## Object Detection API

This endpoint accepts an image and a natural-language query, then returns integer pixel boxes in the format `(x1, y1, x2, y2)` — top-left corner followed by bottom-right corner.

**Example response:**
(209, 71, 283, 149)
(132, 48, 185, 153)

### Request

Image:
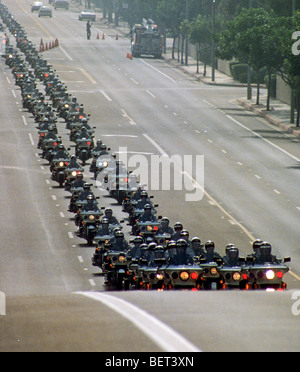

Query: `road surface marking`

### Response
(146, 90, 156, 98)
(140, 59, 177, 83)
(130, 77, 139, 85)
(78, 256, 84, 263)
(121, 109, 137, 126)
(273, 189, 281, 195)
(22, 115, 28, 126)
(75, 292, 202, 352)
(226, 114, 300, 163)
(68, 232, 74, 239)
(28, 133, 35, 146)
(100, 90, 112, 102)
(143, 134, 168, 157)
(59, 212, 65, 218)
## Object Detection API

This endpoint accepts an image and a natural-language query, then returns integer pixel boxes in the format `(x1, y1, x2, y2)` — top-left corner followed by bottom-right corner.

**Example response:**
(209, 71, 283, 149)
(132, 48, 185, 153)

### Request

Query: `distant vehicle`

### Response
(39, 6, 52, 17)
(130, 18, 163, 59)
(31, 1, 43, 12)
(79, 10, 96, 22)
(54, 0, 69, 10)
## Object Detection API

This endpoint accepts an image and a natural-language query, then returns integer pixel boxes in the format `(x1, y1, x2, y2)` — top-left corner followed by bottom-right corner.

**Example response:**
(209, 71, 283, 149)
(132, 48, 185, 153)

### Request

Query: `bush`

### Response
(231, 63, 248, 81)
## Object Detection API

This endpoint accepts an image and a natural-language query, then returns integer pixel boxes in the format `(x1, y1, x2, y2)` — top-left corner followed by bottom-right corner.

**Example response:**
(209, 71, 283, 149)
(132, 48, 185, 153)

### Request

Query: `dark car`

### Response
(54, 0, 69, 10)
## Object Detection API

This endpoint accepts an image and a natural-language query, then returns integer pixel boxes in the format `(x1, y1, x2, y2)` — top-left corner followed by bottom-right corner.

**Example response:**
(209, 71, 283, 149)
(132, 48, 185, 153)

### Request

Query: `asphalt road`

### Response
(0, 0, 299, 352)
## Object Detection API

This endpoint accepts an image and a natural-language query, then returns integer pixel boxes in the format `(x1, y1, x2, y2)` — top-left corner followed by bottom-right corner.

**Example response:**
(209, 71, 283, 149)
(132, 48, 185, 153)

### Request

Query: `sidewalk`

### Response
(163, 48, 300, 138)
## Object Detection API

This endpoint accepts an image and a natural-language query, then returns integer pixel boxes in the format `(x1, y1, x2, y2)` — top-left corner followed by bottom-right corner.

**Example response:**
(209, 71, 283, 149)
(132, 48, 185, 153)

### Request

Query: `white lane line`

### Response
(78, 256, 84, 263)
(101, 134, 138, 138)
(51, 195, 57, 201)
(22, 115, 28, 126)
(59, 45, 73, 61)
(297, 207, 300, 212)
(142, 133, 168, 157)
(12, 90, 16, 98)
(59, 212, 65, 218)
(68, 232, 74, 239)
(140, 59, 177, 83)
(121, 109, 137, 126)
(226, 114, 300, 163)
(255, 174, 261, 179)
(75, 292, 201, 352)
(28, 133, 35, 146)
(130, 77, 139, 85)
(273, 189, 281, 195)
(100, 89, 112, 102)
(146, 89, 156, 98)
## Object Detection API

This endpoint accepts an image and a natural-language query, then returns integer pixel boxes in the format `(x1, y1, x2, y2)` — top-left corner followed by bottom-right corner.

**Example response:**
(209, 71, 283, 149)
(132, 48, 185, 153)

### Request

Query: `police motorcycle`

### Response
(68, 175, 86, 212)
(73, 185, 99, 219)
(132, 244, 170, 290)
(92, 218, 115, 269)
(89, 143, 111, 179)
(64, 156, 84, 191)
(101, 231, 131, 290)
(244, 242, 290, 290)
(50, 145, 71, 187)
(41, 133, 60, 162)
(159, 240, 203, 290)
(131, 203, 159, 236)
(198, 241, 224, 290)
(75, 132, 94, 166)
(76, 194, 103, 246)
(218, 246, 248, 290)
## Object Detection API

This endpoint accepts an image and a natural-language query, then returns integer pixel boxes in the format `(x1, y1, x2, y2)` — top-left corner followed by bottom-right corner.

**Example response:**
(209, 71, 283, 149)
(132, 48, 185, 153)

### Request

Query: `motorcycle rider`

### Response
(103, 208, 120, 227)
(128, 236, 144, 259)
(157, 217, 174, 235)
(191, 237, 204, 256)
(111, 230, 130, 252)
(138, 204, 157, 223)
(95, 217, 113, 239)
(257, 242, 280, 264)
(171, 222, 184, 241)
(81, 194, 100, 212)
(170, 239, 194, 265)
(202, 241, 222, 263)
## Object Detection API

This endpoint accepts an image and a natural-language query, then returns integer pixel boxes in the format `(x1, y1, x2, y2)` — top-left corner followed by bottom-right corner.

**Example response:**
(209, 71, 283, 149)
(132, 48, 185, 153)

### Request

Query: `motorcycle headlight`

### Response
(156, 273, 164, 281)
(89, 215, 95, 221)
(210, 267, 218, 275)
(59, 161, 64, 167)
(180, 271, 189, 281)
(147, 226, 153, 232)
(72, 171, 77, 177)
(118, 255, 125, 263)
(233, 272, 241, 281)
(266, 270, 275, 280)
(103, 161, 108, 167)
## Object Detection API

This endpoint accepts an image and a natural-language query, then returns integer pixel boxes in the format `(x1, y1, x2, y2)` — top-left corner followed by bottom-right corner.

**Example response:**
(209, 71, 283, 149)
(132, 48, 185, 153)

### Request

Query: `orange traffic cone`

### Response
(102, 33, 105, 40)
(96, 32, 100, 40)
(55, 39, 59, 47)
(127, 52, 133, 60)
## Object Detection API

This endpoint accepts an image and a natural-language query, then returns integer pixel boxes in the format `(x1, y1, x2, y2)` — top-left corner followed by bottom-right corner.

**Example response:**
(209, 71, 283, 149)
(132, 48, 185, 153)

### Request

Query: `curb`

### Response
(237, 98, 300, 138)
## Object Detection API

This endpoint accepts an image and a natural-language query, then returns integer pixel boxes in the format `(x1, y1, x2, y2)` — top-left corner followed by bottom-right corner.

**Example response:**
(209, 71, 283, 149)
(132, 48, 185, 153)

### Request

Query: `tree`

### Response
(188, 15, 211, 74)
(217, 8, 283, 106)
(279, 12, 300, 126)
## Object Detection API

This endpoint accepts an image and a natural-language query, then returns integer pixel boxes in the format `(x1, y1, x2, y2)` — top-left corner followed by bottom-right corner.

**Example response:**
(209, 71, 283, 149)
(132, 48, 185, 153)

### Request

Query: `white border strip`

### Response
(75, 292, 202, 352)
